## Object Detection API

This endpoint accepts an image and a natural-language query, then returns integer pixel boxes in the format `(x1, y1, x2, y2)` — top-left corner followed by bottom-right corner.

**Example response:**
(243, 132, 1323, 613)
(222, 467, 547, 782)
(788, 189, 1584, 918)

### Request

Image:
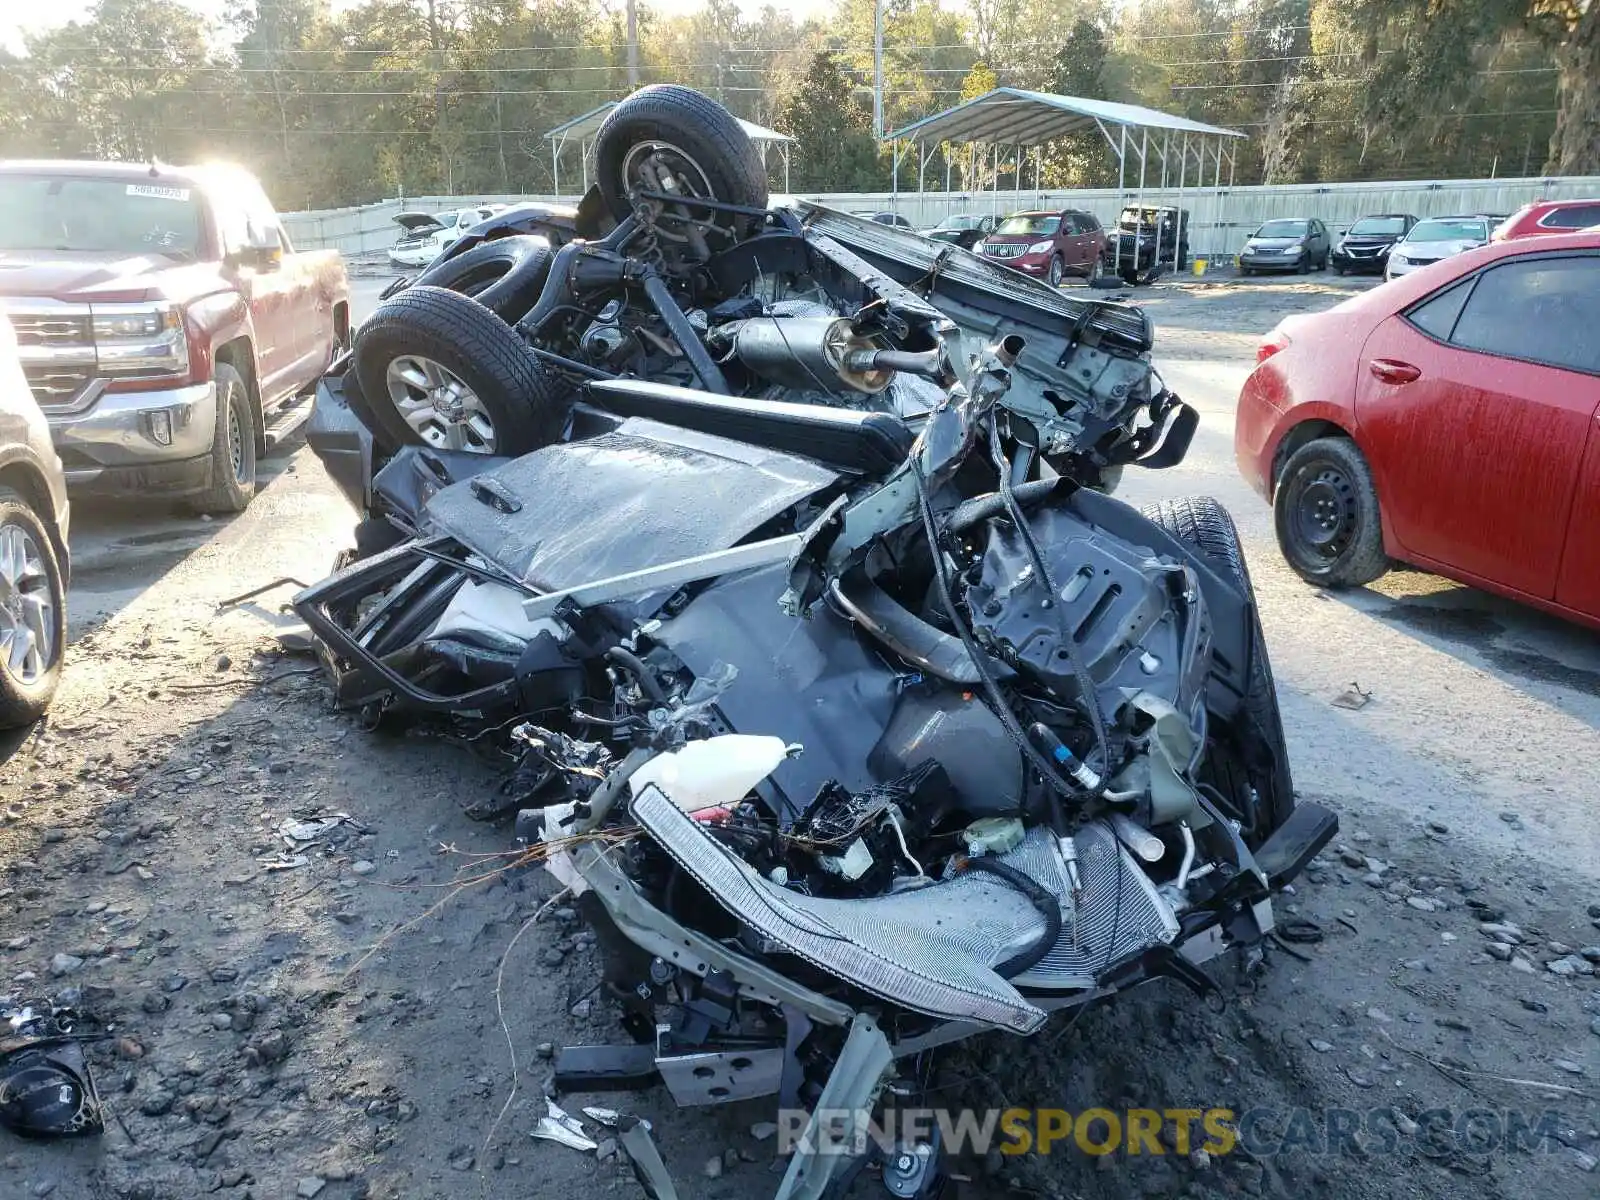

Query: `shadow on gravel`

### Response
(65, 445, 306, 642)
(1326, 574, 1600, 709)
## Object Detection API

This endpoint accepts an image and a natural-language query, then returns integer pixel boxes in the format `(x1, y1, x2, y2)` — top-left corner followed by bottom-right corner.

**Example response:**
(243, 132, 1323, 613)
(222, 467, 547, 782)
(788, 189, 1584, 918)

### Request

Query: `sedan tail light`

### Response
(1257, 329, 1291, 364)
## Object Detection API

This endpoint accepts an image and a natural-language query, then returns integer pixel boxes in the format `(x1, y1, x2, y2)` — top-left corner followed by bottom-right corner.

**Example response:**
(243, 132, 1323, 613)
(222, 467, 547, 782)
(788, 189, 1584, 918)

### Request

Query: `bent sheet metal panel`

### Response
(654, 563, 900, 818)
(420, 417, 841, 595)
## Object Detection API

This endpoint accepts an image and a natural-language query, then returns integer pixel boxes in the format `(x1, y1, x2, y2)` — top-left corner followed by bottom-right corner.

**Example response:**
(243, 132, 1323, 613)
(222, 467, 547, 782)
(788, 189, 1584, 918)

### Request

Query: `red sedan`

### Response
(1491, 197, 1600, 241)
(1235, 231, 1600, 629)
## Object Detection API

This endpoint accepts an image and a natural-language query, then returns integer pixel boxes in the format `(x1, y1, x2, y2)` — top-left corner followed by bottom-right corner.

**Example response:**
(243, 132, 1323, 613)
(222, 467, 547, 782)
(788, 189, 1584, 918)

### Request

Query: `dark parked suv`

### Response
(1330, 214, 1417, 274)
(1102, 206, 1189, 282)
(978, 209, 1107, 285)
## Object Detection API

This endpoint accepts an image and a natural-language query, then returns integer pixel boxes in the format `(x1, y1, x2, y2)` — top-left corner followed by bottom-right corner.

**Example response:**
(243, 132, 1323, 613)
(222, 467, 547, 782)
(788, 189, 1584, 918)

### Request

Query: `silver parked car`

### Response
(0, 313, 69, 727)
(1384, 215, 1493, 281)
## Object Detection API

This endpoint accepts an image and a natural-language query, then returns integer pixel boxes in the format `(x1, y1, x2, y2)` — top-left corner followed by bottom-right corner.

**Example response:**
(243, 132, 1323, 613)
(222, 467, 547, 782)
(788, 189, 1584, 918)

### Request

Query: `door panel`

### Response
(1555, 413, 1600, 618)
(1355, 313, 1596, 597)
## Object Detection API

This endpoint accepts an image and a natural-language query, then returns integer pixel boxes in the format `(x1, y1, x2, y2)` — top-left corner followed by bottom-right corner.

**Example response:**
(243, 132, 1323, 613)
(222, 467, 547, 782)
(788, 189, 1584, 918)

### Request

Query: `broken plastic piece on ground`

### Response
(582, 1105, 623, 1127)
(618, 1114, 679, 1200)
(257, 854, 311, 872)
(1331, 682, 1373, 710)
(279, 813, 353, 846)
(0, 1039, 104, 1139)
(531, 1116, 598, 1152)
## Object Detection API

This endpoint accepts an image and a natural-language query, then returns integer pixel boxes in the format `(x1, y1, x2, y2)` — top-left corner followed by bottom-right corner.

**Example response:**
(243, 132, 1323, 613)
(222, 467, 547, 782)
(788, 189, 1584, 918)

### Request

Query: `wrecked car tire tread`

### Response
(412, 235, 553, 322)
(354, 286, 568, 457)
(594, 84, 768, 223)
(1141, 495, 1296, 840)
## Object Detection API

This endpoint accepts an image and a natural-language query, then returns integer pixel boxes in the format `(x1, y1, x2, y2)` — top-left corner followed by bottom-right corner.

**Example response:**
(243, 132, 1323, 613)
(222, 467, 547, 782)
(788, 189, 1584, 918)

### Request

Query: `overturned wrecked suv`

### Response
(299, 85, 1335, 1200)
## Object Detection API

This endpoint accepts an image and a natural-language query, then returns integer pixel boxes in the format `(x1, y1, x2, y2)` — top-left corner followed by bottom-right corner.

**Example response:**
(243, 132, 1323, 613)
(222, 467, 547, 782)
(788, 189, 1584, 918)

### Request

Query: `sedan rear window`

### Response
(1539, 203, 1600, 229)
(996, 214, 1059, 236)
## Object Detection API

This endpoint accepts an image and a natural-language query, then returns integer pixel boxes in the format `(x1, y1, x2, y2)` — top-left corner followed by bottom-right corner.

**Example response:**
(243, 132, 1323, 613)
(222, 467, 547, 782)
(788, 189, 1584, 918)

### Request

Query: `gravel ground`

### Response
(1, 275, 1597, 1200)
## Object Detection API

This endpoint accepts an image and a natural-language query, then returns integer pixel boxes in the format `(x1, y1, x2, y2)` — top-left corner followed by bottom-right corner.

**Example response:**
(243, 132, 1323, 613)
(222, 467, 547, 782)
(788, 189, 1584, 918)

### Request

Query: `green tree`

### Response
(772, 51, 887, 191)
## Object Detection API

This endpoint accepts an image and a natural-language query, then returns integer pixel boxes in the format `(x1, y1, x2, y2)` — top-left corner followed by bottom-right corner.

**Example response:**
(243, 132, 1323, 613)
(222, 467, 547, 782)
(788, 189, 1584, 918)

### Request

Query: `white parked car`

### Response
(1384, 215, 1492, 281)
(387, 205, 508, 269)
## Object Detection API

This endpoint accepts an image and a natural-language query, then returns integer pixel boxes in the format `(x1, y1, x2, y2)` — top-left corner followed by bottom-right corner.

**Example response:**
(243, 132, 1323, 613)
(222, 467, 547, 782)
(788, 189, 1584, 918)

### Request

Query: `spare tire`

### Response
(412, 235, 553, 322)
(594, 85, 767, 227)
(353, 286, 569, 457)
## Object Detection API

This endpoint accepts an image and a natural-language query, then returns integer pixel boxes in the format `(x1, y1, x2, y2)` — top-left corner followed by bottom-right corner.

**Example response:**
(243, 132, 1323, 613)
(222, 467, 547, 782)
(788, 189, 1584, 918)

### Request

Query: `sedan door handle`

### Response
(1369, 358, 1422, 385)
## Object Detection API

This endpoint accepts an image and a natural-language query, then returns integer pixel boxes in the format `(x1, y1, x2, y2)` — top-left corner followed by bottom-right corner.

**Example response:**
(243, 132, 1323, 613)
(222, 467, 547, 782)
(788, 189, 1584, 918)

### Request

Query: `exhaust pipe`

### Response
(709, 316, 892, 394)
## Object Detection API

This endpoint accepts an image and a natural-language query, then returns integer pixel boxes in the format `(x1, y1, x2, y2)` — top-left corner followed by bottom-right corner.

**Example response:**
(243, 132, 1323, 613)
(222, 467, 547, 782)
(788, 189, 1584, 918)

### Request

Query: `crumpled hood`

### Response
(392, 211, 447, 234)
(0, 249, 218, 303)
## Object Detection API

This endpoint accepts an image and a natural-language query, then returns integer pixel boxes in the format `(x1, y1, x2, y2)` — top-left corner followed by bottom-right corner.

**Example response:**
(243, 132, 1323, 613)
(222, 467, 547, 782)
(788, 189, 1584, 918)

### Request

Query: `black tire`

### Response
(1240, 266, 1253, 277)
(1295, 251, 1310, 273)
(594, 85, 767, 225)
(1047, 255, 1065, 287)
(1141, 496, 1294, 844)
(1273, 436, 1389, 588)
(413, 236, 553, 322)
(1333, 263, 1346, 276)
(192, 362, 257, 515)
(0, 486, 66, 729)
(353, 286, 569, 457)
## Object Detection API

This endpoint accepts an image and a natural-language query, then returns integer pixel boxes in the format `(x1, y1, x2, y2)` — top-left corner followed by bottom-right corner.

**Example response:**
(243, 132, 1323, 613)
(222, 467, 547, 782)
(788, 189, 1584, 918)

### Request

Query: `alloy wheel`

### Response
(0, 522, 55, 686)
(386, 354, 498, 453)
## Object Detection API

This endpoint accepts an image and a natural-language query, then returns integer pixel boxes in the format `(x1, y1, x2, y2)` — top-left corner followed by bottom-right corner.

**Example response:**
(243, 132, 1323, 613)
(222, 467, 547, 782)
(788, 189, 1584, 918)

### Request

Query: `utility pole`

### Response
(873, 0, 884, 140)
(626, 0, 638, 89)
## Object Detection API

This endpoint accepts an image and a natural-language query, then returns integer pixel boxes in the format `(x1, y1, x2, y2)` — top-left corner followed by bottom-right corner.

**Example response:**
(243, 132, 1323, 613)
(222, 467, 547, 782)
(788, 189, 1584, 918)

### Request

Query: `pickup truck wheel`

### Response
(412, 236, 553, 323)
(1141, 495, 1294, 844)
(191, 363, 257, 515)
(0, 487, 66, 729)
(1274, 436, 1389, 588)
(355, 286, 567, 456)
(594, 85, 766, 235)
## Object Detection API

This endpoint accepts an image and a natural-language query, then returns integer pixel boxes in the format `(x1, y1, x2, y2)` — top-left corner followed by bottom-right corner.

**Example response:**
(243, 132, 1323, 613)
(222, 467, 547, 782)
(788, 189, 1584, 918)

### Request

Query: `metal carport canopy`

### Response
(545, 102, 795, 198)
(886, 87, 1245, 147)
(885, 87, 1247, 266)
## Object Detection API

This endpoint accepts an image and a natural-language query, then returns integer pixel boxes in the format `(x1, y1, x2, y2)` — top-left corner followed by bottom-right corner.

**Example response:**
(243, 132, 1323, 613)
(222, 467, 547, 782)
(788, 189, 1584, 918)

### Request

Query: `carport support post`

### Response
(1153, 131, 1170, 271)
(551, 141, 561, 199)
(1176, 132, 1189, 270)
(1208, 139, 1223, 261)
(1136, 129, 1149, 276)
(1115, 125, 1127, 275)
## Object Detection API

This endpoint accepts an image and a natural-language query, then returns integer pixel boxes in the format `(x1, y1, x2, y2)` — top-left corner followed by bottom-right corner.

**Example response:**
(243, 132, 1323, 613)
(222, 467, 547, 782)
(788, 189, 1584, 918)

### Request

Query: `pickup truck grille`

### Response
(23, 365, 96, 410)
(10, 313, 93, 346)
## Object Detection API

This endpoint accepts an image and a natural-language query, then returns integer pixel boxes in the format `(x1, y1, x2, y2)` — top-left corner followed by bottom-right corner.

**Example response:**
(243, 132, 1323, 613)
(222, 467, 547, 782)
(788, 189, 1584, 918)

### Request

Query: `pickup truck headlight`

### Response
(1026, 240, 1053, 254)
(91, 302, 189, 377)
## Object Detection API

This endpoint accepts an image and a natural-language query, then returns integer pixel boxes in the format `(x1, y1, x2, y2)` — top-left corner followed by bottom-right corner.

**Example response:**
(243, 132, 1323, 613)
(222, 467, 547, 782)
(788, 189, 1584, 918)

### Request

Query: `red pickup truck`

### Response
(0, 160, 348, 512)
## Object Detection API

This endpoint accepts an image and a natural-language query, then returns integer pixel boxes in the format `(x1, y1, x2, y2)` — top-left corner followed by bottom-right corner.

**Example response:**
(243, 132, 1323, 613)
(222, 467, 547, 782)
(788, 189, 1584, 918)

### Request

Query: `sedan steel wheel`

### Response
(1292, 467, 1360, 561)
(385, 354, 498, 453)
(0, 522, 55, 686)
